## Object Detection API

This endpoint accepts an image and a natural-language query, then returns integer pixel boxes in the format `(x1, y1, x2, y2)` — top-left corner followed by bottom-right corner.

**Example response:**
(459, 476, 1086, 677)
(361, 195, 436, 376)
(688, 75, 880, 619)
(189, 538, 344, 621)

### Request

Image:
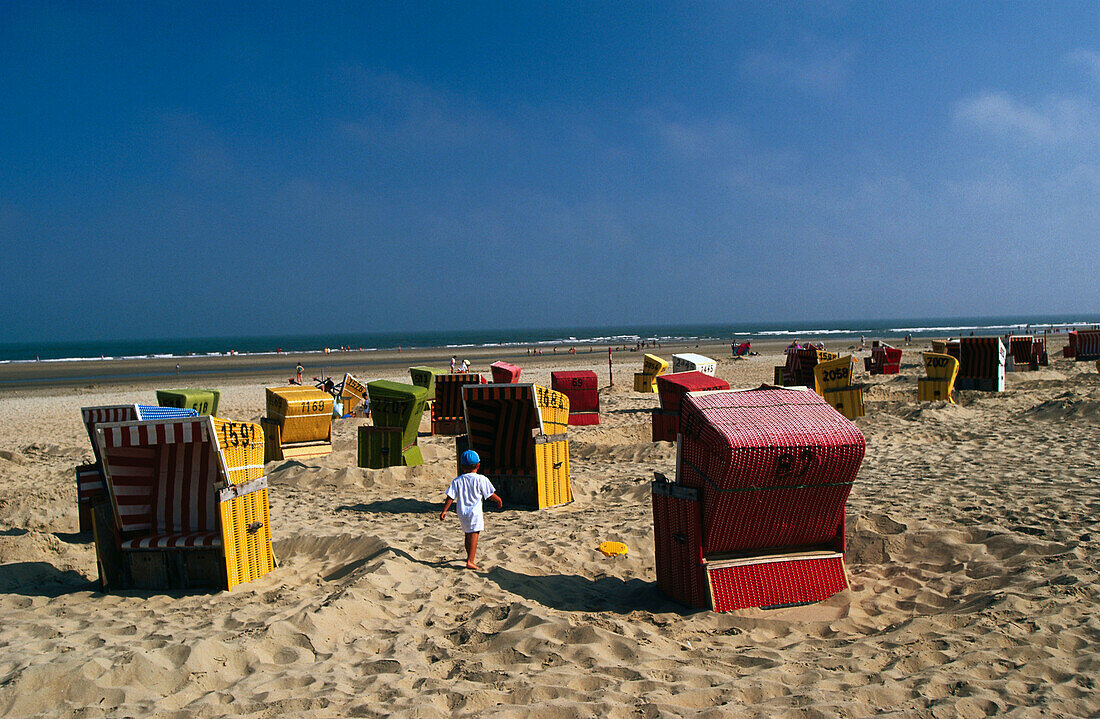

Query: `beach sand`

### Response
(0, 338, 1098, 717)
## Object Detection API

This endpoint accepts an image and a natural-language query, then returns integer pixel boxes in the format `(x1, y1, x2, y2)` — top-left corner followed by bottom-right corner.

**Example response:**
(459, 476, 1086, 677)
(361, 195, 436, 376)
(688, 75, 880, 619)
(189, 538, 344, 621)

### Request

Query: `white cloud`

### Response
(1066, 49, 1100, 82)
(642, 111, 742, 159)
(338, 70, 513, 150)
(739, 48, 855, 95)
(953, 91, 1100, 146)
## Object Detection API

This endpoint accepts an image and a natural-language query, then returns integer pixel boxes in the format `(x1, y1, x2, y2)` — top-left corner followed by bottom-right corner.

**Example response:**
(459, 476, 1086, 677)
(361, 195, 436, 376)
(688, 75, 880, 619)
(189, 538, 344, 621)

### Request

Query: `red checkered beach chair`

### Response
(652, 387, 865, 611)
(651, 371, 730, 442)
(91, 415, 274, 591)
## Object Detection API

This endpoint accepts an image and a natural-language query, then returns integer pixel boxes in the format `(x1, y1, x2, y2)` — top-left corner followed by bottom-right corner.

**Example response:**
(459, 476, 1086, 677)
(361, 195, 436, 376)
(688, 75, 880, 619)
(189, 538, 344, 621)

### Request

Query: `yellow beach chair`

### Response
(261, 386, 334, 461)
(919, 352, 959, 403)
(633, 354, 669, 393)
(458, 383, 572, 509)
(813, 355, 865, 420)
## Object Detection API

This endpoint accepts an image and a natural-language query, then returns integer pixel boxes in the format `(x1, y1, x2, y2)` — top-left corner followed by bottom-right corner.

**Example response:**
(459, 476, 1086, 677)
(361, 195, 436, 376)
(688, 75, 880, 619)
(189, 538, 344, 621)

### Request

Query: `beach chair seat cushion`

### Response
(122, 531, 222, 550)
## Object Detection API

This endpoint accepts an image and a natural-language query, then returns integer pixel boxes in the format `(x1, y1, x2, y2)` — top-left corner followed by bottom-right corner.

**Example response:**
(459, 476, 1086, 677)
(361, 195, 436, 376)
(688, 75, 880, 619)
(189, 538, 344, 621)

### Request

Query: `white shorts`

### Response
(458, 511, 484, 533)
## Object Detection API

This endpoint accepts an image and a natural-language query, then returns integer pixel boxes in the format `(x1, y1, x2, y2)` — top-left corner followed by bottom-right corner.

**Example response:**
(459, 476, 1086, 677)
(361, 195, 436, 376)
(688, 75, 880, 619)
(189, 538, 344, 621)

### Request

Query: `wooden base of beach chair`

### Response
(955, 377, 1004, 392)
(705, 551, 848, 611)
(92, 480, 274, 592)
(823, 387, 865, 420)
(261, 418, 332, 461)
(431, 418, 467, 435)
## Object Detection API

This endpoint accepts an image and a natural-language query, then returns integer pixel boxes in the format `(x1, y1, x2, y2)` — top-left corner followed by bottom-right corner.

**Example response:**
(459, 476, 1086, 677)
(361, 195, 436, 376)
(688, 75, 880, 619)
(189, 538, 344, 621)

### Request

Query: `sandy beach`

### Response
(0, 336, 1097, 718)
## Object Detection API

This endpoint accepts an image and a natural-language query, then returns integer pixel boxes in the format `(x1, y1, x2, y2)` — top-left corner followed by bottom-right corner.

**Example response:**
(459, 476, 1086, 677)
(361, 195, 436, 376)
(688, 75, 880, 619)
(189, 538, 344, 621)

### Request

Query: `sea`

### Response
(1, 314, 1097, 364)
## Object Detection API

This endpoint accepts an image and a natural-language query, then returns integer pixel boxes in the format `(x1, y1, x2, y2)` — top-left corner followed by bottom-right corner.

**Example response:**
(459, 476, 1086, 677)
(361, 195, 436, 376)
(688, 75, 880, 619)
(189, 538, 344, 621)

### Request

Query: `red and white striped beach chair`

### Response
(92, 415, 274, 591)
(1075, 330, 1100, 361)
(76, 404, 198, 532)
(1010, 336, 1037, 371)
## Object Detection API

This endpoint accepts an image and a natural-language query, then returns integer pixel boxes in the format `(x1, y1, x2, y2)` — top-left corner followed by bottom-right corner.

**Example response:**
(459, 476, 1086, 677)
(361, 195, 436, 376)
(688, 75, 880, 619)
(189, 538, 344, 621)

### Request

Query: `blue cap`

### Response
(460, 449, 480, 466)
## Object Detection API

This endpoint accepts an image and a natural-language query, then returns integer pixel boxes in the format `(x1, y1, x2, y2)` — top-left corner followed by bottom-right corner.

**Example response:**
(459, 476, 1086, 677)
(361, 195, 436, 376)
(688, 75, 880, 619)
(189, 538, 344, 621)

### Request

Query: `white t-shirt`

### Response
(446, 472, 496, 517)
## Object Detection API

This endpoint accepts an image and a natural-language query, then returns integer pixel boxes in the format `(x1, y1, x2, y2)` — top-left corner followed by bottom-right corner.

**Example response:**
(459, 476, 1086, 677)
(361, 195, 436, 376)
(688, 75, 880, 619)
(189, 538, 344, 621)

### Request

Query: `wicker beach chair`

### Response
(864, 343, 902, 375)
(1009, 336, 1037, 371)
(919, 352, 959, 403)
(338, 373, 369, 416)
(633, 354, 668, 393)
(1073, 330, 1100, 361)
(91, 415, 274, 591)
(489, 361, 522, 384)
(813, 355, 865, 420)
(458, 383, 572, 510)
(260, 386, 334, 461)
(431, 373, 486, 435)
(651, 371, 730, 442)
(671, 353, 717, 376)
(155, 389, 220, 416)
(956, 337, 1006, 392)
(550, 370, 600, 425)
(358, 380, 429, 468)
(652, 387, 865, 611)
(77, 404, 199, 532)
(409, 367, 447, 409)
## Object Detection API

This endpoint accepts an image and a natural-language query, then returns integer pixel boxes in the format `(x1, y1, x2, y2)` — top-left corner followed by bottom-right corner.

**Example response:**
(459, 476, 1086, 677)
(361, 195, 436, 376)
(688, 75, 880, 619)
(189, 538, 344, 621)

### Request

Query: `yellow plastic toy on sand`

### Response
(599, 541, 629, 557)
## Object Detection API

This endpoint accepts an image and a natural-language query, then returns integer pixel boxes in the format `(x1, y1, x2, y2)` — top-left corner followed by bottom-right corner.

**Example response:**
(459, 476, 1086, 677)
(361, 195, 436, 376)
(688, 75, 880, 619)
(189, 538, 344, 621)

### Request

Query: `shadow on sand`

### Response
(483, 566, 695, 615)
(0, 562, 97, 597)
(338, 498, 441, 515)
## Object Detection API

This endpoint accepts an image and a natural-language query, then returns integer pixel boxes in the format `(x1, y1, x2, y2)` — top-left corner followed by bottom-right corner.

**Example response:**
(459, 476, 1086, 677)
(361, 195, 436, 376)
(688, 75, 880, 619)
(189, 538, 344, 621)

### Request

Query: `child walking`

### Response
(440, 449, 502, 570)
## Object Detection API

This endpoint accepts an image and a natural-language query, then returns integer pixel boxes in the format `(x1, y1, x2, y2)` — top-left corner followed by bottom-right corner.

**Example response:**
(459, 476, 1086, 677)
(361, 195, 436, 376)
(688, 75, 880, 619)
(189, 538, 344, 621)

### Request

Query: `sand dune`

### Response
(0, 342, 1098, 717)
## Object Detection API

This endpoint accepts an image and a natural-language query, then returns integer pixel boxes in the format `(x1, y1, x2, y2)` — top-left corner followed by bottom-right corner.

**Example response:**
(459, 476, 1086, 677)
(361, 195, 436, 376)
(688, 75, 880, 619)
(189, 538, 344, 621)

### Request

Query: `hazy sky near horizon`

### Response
(2, 2, 1099, 342)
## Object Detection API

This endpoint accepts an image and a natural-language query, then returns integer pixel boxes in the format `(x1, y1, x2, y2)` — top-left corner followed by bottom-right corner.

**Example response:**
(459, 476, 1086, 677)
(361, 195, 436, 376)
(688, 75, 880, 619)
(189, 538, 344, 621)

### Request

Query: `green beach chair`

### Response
(358, 380, 429, 468)
(409, 367, 447, 408)
(156, 388, 220, 416)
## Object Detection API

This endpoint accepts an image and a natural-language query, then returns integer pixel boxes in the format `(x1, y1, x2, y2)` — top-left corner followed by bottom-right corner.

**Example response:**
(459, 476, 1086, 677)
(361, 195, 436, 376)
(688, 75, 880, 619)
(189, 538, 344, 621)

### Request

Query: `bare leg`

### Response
(464, 531, 480, 570)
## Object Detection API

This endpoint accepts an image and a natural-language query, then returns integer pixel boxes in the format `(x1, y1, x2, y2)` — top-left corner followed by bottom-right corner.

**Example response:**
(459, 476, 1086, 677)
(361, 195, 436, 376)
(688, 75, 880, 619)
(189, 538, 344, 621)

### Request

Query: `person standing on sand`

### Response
(450, 355, 457, 373)
(440, 450, 502, 570)
(296, 363, 304, 384)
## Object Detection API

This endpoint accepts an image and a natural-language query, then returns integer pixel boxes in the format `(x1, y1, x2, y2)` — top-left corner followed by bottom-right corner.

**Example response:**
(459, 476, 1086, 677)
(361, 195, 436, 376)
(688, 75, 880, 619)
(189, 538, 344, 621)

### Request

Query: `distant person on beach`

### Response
(460, 358, 470, 372)
(296, 363, 303, 383)
(440, 450, 502, 570)
(450, 355, 457, 373)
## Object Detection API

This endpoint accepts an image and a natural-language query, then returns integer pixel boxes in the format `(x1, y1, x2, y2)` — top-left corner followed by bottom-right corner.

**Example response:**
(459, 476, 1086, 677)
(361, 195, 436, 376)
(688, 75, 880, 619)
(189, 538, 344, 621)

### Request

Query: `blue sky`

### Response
(2, 2, 1099, 342)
